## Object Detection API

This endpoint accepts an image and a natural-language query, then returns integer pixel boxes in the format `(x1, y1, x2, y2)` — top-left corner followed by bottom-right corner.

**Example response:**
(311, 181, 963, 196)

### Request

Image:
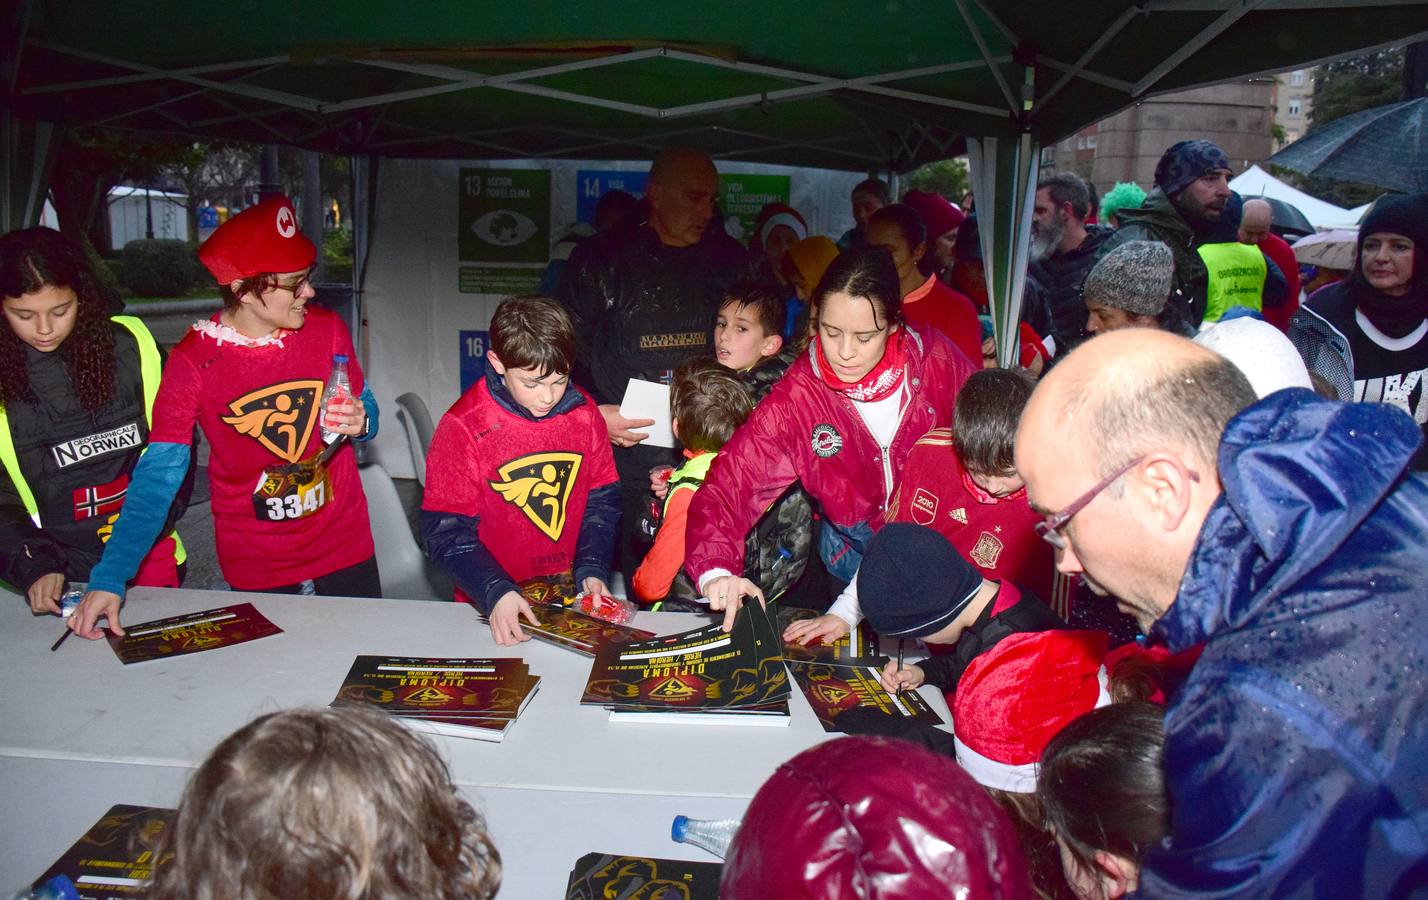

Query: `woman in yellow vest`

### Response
(0, 227, 192, 615)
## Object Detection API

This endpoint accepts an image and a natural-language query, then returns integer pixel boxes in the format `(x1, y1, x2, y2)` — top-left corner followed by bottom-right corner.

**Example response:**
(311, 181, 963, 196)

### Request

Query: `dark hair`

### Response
(984, 787, 1074, 899)
(953, 368, 1037, 477)
(852, 178, 892, 205)
(490, 295, 575, 376)
(593, 189, 639, 232)
(218, 272, 286, 311)
(1038, 702, 1169, 884)
(811, 246, 904, 330)
(867, 204, 926, 253)
(0, 227, 117, 414)
(1061, 350, 1257, 479)
(672, 356, 753, 452)
(1037, 173, 1092, 222)
(146, 707, 502, 900)
(720, 281, 785, 339)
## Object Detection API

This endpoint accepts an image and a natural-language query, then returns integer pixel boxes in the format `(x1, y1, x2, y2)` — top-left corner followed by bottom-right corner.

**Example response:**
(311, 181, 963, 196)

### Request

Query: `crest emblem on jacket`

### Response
(221, 380, 323, 462)
(911, 488, 938, 526)
(811, 424, 842, 458)
(489, 451, 582, 540)
(969, 531, 1003, 569)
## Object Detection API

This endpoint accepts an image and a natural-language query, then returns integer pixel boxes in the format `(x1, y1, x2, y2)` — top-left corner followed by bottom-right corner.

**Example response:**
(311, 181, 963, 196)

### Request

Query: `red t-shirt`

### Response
(888, 427, 1058, 606)
(902, 275, 982, 366)
(422, 378, 618, 593)
(1258, 232, 1301, 332)
(149, 307, 373, 589)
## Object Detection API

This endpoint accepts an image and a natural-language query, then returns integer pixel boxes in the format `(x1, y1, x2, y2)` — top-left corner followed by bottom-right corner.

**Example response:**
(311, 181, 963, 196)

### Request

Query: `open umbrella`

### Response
(1292, 229, 1359, 271)
(1247, 196, 1315, 237)
(1268, 98, 1428, 194)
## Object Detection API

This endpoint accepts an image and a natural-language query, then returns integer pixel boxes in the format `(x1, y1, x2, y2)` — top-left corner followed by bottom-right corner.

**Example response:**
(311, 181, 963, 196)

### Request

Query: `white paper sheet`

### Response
(618, 379, 674, 448)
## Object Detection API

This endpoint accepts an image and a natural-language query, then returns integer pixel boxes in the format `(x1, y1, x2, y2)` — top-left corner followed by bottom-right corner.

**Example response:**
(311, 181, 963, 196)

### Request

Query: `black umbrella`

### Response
(1268, 98, 1428, 194)
(1243, 196, 1315, 237)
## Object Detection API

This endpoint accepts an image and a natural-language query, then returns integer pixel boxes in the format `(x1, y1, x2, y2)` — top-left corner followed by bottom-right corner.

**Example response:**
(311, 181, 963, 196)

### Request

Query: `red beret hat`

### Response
(198, 197, 316, 284)
(903, 189, 967, 241)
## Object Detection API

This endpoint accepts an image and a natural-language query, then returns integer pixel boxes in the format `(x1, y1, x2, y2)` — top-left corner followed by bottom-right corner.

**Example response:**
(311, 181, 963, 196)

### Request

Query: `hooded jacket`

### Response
(684, 326, 973, 584)
(1138, 389, 1428, 898)
(721, 736, 1034, 899)
(1101, 189, 1209, 326)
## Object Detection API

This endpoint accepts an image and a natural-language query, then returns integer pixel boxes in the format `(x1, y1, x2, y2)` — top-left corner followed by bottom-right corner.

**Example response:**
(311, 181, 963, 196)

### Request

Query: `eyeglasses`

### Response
(1033, 456, 1199, 550)
(270, 266, 316, 294)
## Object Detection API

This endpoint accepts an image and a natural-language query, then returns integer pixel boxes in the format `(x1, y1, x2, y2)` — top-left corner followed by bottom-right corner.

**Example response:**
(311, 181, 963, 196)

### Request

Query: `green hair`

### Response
(1100, 182, 1148, 224)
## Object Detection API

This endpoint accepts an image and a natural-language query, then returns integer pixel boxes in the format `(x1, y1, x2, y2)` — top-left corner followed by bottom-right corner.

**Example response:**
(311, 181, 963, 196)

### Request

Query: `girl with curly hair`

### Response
(0, 227, 192, 615)
(146, 707, 502, 900)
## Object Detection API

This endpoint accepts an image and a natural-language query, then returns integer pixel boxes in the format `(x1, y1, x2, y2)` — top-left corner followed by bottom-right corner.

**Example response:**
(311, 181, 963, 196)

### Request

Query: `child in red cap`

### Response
(70, 198, 379, 638)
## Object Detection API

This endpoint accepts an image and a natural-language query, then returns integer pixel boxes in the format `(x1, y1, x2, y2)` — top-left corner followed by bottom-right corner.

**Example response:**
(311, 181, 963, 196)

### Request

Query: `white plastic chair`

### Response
(394, 392, 436, 486)
(357, 461, 445, 599)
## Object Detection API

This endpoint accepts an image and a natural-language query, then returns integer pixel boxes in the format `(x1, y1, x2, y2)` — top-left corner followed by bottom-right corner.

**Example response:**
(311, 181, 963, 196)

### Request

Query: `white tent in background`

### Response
(1229, 165, 1360, 230)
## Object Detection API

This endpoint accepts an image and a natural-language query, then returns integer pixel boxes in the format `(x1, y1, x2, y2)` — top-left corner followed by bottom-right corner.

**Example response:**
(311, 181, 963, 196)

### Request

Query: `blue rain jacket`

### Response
(1138, 389, 1428, 898)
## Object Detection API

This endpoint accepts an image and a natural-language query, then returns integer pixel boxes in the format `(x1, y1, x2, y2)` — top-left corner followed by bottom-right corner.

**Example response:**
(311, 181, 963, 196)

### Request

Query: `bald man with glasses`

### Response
(1015, 327, 1428, 896)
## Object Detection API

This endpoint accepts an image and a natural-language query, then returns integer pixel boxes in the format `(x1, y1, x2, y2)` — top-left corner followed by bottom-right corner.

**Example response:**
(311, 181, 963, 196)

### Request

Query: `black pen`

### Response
(895, 639, 905, 694)
(51, 626, 73, 652)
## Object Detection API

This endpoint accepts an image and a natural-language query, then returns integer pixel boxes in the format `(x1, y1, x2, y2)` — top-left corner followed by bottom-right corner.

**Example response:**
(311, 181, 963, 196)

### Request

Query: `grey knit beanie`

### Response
(1084, 240, 1174, 316)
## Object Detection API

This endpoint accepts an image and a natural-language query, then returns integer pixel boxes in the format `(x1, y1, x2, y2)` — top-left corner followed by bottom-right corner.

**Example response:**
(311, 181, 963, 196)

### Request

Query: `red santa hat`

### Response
(198, 196, 317, 284)
(752, 202, 808, 249)
(953, 630, 1112, 793)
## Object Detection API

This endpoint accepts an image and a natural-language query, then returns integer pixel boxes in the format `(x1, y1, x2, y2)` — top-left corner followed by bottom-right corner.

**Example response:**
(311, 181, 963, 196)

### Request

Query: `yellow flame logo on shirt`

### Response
(489, 452, 582, 541)
(221, 381, 324, 462)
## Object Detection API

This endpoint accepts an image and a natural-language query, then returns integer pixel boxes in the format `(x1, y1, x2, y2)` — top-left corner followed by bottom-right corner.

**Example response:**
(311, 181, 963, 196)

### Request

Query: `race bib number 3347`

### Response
(252, 457, 334, 522)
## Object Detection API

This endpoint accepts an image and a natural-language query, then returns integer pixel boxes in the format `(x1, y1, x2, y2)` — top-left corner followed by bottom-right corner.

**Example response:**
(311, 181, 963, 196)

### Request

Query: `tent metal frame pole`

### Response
(1035, 6, 1145, 110)
(951, 0, 1021, 116)
(22, 56, 289, 95)
(27, 39, 324, 111)
(95, 86, 210, 126)
(1132, 0, 1270, 96)
(1037, 55, 1134, 92)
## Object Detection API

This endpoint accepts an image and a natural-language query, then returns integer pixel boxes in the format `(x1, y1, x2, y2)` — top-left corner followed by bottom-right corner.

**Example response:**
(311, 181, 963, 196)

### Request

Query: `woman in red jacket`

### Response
(686, 246, 975, 628)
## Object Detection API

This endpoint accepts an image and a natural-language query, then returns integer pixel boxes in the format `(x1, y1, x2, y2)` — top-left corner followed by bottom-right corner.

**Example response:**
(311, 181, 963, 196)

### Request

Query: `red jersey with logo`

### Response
(148, 307, 373, 589)
(888, 428, 1061, 611)
(422, 379, 617, 591)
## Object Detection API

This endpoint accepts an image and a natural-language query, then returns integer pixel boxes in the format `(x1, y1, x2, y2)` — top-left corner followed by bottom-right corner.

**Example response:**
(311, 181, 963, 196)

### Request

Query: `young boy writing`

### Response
(421, 296, 620, 646)
(784, 367, 1059, 645)
(632, 357, 753, 607)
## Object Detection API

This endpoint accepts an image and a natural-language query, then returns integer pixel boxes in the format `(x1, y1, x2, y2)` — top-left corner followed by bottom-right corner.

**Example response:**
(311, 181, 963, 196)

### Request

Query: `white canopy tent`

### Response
(1229, 164, 1361, 230)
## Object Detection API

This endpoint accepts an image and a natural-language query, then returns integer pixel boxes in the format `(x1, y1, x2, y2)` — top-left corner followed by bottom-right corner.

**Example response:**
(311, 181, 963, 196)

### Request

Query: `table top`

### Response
(0, 586, 948, 894)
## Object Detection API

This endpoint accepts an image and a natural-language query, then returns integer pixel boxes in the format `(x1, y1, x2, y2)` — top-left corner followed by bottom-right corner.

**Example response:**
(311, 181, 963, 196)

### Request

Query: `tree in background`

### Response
(905, 158, 970, 204)
(1271, 46, 1407, 208)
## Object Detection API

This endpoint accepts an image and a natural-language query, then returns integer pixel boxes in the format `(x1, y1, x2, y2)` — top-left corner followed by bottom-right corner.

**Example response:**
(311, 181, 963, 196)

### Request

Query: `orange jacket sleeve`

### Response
(632, 487, 695, 603)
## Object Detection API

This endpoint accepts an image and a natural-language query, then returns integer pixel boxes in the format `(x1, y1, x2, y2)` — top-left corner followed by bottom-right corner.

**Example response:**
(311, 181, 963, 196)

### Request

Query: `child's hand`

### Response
(702, 575, 764, 633)
(70, 589, 124, 640)
(782, 613, 850, 646)
(648, 465, 674, 500)
(879, 659, 925, 693)
(488, 590, 538, 646)
(581, 576, 612, 597)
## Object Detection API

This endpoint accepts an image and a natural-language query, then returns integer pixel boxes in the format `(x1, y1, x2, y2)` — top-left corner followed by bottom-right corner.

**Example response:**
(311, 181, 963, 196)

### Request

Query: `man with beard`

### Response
(558, 147, 748, 587)
(1029, 173, 1114, 356)
(1098, 140, 1235, 328)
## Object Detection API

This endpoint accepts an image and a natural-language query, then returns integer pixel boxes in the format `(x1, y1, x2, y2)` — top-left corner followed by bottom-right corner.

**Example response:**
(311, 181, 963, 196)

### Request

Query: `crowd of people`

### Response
(3, 134, 1426, 897)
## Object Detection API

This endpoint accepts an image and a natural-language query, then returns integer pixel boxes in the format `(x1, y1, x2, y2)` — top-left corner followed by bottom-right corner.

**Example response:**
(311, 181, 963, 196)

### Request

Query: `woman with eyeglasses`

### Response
(70, 198, 380, 640)
(0, 227, 195, 617)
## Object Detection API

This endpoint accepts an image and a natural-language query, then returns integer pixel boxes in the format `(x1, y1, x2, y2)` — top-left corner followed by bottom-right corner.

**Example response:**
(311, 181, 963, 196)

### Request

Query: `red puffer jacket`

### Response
(685, 325, 973, 584)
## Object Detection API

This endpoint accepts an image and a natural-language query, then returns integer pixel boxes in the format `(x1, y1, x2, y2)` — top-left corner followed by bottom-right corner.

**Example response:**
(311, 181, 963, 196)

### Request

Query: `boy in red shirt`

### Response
(785, 367, 1061, 646)
(422, 296, 620, 645)
(71, 197, 378, 639)
(633, 358, 753, 607)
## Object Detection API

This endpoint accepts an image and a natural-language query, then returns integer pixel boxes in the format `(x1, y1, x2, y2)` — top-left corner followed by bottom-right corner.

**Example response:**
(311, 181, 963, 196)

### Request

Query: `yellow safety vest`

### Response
(0, 315, 185, 563)
(1198, 242, 1267, 324)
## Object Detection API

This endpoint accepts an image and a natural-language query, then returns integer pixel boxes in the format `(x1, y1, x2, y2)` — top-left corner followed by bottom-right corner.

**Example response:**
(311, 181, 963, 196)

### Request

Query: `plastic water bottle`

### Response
(671, 815, 741, 859)
(320, 354, 353, 445)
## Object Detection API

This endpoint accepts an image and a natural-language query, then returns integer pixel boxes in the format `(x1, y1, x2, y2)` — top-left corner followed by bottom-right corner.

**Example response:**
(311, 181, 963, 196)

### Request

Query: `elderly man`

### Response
(1030, 173, 1114, 355)
(1099, 140, 1235, 327)
(1238, 197, 1302, 331)
(558, 147, 748, 585)
(1015, 329, 1428, 896)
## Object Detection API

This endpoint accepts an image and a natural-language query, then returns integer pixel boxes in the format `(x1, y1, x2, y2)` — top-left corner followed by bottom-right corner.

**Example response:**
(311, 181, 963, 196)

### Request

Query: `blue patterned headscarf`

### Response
(1154, 140, 1231, 196)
